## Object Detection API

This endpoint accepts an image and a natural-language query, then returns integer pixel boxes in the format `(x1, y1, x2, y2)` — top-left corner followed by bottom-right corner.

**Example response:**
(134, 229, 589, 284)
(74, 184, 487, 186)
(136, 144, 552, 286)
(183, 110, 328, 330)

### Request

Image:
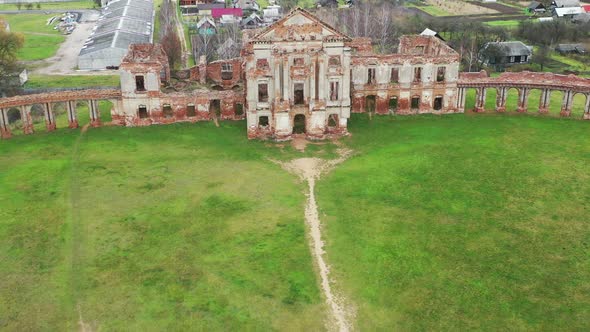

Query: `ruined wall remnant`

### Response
(1, 9, 590, 140)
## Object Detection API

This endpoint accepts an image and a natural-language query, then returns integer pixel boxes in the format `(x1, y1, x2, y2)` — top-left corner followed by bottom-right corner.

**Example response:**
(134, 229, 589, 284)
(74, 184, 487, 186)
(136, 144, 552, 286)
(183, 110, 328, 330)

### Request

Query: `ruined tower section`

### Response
(351, 35, 461, 115)
(115, 43, 170, 126)
(243, 8, 352, 140)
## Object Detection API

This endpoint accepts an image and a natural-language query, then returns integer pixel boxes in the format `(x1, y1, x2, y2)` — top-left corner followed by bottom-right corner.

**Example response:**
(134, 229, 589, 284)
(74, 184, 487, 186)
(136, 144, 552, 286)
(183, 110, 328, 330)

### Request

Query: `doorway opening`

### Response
(210, 99, 221, 118)
(293, 114, 306, 134)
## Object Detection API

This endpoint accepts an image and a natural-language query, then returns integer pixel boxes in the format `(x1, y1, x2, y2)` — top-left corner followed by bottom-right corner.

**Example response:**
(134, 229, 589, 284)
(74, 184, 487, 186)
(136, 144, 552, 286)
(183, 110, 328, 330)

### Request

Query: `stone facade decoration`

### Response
(1, 8, 590, 141)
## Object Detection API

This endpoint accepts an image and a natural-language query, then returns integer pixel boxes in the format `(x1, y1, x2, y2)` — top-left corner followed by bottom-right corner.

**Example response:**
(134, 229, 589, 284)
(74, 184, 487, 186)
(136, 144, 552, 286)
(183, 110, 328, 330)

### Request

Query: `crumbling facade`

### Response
(1, 8, 589, 141)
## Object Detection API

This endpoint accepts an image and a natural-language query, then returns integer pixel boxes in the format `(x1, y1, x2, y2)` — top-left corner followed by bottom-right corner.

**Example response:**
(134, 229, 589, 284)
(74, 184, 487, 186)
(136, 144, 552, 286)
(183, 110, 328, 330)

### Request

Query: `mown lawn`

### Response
(0, 121, 327, 330)
(317, 114, 590, 330)
(0, 14, 65, 61)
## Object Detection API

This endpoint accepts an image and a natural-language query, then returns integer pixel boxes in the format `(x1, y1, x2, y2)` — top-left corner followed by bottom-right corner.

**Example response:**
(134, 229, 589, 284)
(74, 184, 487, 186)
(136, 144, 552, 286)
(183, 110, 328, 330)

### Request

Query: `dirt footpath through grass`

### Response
(276, 148, 354, 331)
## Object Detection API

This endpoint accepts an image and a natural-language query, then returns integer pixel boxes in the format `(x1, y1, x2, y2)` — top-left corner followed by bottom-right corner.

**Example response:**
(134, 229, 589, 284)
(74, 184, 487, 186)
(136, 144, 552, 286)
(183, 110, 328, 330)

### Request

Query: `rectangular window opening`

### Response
(138, 105, 148, 118)
(389, 97, 398, 112)
(436, 67, 446, 82)
(411, 97, 420, 110)
(163, 104, 173, 118)
(330, 81, 339, 101)
(187, 104, 196, 117)
(413, 67, 422, 83)
(258, 83, 268, 102)
(221, 63, 233, 80)
(259, 116, 269, 127)
(294, 83, 304, 105)
(135, 75, 146, 91)
(391, 67, 399, 83)
(367, 68, 376, 84)
(434, 97, 443, 111)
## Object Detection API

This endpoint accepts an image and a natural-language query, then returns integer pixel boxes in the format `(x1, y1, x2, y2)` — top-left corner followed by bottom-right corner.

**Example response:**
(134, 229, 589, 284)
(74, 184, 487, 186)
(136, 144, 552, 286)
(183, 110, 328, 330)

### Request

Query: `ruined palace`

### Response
(1, 8, 590, 140)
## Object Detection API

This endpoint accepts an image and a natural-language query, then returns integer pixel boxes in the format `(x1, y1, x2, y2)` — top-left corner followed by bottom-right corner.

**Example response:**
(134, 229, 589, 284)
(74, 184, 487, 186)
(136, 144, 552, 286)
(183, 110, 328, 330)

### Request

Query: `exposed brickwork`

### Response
(1, 10, 589, 141)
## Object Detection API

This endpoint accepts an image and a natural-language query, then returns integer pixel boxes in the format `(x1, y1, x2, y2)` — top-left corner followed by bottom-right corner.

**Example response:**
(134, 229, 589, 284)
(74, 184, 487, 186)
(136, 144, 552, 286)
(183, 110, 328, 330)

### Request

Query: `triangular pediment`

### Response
(251, 8, 350, 42)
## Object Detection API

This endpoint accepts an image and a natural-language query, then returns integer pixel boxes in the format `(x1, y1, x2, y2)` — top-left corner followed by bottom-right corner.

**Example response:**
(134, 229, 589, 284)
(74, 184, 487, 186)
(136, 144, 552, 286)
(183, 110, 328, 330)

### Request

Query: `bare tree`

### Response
(161, 25, 182, 69)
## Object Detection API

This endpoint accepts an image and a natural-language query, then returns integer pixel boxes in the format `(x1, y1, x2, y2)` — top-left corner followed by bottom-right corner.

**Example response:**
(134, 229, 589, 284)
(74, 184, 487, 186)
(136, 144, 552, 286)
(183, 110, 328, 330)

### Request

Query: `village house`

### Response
(480, 41, 533, 69)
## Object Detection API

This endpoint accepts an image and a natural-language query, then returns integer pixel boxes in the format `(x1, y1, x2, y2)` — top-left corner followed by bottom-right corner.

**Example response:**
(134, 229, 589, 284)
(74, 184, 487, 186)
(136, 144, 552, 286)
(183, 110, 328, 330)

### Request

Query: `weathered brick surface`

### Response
(2, 12, 590, 140)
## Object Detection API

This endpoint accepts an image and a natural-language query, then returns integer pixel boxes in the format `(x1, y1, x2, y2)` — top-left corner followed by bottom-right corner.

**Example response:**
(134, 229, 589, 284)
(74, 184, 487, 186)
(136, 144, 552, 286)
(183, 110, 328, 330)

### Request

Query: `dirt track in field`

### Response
(275, 148, 354, 331)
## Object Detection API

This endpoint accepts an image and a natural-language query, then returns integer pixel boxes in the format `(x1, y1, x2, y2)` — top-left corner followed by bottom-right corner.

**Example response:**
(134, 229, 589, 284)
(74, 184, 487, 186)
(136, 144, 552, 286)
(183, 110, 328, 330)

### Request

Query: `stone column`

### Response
(282, 56, 289, 102)
(583, 94, 590, 120)
(89, 100, 101, 127)
(475, 87, 486, 113)
(22, 105, 34, 135)
(538, 89, 551, 114)
(516, 88, 529, 113)
(67, 100, 78, 128)
(309, 56, 316, 101)
(0, 108, 11, 139)
(274, 56, 282, 100)
(560, 90, 573, 117)
(496, 87, 507, 113)
(318, 57, 325, 103)
(457, 87, 466, 113)
(44, 103, 56, 131)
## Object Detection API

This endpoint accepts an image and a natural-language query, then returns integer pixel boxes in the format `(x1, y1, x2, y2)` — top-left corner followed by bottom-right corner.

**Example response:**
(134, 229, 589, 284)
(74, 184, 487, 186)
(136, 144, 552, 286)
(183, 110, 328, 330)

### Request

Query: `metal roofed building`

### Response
(78, 0, 154, 70)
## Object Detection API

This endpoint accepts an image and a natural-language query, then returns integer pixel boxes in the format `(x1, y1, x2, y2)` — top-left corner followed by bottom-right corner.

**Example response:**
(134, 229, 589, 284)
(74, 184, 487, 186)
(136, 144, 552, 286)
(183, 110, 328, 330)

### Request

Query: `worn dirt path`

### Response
(277, 148, 354, 332)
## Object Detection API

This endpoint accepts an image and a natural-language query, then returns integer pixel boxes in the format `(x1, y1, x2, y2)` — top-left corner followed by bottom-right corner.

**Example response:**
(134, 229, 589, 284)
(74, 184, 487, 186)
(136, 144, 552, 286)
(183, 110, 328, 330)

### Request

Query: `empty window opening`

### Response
(434, 96, 443, 111)
(259, 116, 269, 127)
(138, 105, 148, 118)
(437, 67, 446, 82)
(163, 104, 173, 118)
(514, 55, 522, 63)
(413, 46, 425, 54)
(187, 104, 196, 117)
(366, 95, 376, 113)
(367, 68, 376, 84)
(330, 81, 339, 101)
(258, 83, 269, 102)
(391, 67, 399, 83)
(293, 57, 304, 66)
(411, 97, 420, 110)
(210, 100, 221, 118)
(221, 63, 233, 80)
(234, 103, 244, 116)
(256, 58, 269, 70)
(294, 83, 305, 105)
(413, 67, 422, 83)
(389, 97, 398, 112)
(293, 114, 306, 134)
(329, 56, 340, 66)
(135, 75, 146, 91)
(160, 69, 167, 82)
(328, 114, 338, 127)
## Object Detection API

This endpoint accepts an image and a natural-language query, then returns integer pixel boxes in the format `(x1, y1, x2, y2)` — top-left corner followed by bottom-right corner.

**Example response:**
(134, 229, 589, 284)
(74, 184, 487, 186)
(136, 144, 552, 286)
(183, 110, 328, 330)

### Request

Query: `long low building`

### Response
(78, 0, 154, 71)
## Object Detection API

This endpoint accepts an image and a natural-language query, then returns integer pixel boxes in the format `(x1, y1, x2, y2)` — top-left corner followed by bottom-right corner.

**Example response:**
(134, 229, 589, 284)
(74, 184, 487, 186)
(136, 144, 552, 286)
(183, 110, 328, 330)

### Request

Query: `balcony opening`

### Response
(294, 83, 304, 105)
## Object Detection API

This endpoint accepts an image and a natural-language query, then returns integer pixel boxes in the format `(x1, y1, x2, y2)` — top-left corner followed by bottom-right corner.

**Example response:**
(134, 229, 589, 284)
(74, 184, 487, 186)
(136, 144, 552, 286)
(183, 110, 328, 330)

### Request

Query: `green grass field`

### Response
(24, 74, 120, 89)
(0, 0, 97, 10)
(2, 114, 590, 329)
(317, 114, 590, 330)
(0, 14, 65, 61)
(0, 122, 327, 330)
(484, 20, 521, 28)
